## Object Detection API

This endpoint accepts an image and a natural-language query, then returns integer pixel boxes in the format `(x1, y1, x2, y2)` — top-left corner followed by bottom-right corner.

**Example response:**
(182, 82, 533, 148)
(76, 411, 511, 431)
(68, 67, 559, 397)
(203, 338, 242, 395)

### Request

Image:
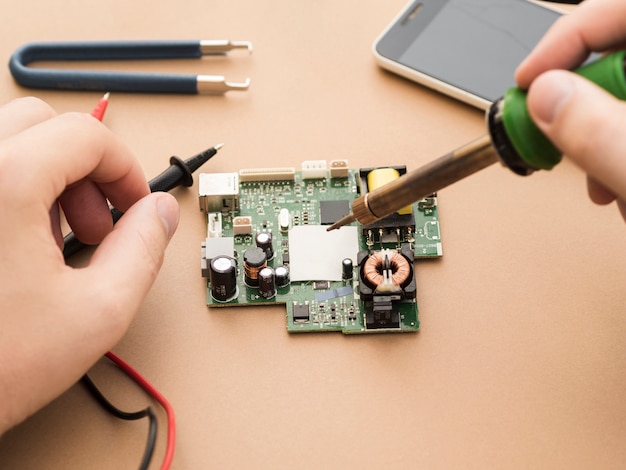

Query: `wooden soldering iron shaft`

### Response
(327, 134, 499, 231)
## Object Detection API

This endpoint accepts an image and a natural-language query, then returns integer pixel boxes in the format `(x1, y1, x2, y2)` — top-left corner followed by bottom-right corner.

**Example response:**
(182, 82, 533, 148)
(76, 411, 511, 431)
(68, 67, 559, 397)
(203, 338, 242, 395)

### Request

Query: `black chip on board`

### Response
(293, 303, 310, 322)
(319, 200, 351, 225)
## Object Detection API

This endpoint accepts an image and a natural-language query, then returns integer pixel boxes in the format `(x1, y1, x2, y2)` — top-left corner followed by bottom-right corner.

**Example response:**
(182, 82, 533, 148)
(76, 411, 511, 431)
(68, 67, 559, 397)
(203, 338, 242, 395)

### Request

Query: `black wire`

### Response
(81, 374, 157, 470)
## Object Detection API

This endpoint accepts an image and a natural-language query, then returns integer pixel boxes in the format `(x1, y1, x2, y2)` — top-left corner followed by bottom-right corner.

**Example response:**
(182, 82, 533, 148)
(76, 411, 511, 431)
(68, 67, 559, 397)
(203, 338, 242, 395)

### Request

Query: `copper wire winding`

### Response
(362, 250, 411, 288)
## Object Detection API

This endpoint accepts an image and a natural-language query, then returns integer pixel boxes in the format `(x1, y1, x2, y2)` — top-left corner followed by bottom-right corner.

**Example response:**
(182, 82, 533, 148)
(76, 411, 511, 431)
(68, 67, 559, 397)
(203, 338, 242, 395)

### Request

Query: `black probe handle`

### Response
(61, 147, 218, 259)
(148, 156, 193, 192)
(61, 162, 185, 259)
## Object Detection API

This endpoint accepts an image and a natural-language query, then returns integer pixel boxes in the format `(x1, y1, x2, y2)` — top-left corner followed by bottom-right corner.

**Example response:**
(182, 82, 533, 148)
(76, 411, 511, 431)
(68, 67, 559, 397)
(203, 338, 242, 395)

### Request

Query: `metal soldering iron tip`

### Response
(326, 213, 356, 232)
(215, 143, 224, 150)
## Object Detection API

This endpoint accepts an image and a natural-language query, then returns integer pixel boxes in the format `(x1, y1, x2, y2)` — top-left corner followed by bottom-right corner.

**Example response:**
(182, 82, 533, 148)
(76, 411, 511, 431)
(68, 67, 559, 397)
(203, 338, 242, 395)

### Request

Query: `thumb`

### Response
(527, 70, 626, 202)
(83, 192, 179, 330)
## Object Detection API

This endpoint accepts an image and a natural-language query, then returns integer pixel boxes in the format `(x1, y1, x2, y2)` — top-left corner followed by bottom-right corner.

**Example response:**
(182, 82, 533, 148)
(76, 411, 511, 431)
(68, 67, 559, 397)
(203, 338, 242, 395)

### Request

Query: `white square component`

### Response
(288, 225, 358, 281)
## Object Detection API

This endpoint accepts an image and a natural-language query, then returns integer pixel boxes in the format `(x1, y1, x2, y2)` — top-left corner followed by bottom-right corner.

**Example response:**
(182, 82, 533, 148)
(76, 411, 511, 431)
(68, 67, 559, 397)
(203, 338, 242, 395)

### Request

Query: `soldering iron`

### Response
(328, 51, 626, 231)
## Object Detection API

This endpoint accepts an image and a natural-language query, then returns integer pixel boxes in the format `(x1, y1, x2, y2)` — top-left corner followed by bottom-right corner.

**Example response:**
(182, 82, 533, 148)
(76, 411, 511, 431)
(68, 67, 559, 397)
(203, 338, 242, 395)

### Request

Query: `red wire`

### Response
(90, 92, 110, 120)
(105, 351, 176, 470)
(90, 96, 176, 468)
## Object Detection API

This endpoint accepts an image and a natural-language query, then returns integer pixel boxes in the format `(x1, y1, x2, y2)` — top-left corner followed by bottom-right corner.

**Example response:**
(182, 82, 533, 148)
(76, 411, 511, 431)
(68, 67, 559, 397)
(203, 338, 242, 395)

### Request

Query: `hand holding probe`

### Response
(63, 144, 224, 259)
(327, 51, 626, 231)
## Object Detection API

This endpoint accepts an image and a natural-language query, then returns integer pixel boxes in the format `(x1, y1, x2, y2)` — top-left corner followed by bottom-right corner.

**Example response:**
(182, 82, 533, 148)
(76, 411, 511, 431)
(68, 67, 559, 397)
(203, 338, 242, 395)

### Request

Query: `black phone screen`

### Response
(376, 0, 562, 102)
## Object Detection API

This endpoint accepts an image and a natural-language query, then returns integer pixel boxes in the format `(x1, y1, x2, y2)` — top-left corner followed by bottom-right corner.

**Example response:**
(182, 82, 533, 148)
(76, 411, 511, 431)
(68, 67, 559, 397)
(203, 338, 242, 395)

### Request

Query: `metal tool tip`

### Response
(226, 77, 251, 91)
(199, 39, 253, 55)
(197, 76, 250, 93)
(232, 40, 253, 53)
(103, 92, 110, 100)
(215, 143, 224, 150)
(326, 213, 355, 232)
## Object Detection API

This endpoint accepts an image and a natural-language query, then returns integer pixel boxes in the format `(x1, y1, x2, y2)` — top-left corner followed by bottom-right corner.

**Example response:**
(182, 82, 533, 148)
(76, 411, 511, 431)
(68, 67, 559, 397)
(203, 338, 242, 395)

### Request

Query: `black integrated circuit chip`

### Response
(319, 200, 351, 225)
(292, 303, 310, 322)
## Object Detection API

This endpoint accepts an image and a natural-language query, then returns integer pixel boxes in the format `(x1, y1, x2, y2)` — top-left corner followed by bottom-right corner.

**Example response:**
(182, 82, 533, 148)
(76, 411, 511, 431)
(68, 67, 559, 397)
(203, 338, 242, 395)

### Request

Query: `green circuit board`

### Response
(200, 160, 442, 334)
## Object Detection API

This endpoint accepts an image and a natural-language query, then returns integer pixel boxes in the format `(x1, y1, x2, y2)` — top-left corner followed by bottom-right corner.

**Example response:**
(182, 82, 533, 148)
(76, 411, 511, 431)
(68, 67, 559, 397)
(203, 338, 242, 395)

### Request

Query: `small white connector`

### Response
(329, 160, 349, 178)
(207, 213, 223, 238)
(233, 216, 253, 235)
(301, 160, 327, 179)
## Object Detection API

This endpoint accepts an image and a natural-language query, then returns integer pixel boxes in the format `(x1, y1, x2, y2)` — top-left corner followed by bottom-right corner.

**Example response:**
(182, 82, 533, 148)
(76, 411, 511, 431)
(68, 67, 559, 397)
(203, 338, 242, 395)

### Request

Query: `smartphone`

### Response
(373, 0, 563, 109)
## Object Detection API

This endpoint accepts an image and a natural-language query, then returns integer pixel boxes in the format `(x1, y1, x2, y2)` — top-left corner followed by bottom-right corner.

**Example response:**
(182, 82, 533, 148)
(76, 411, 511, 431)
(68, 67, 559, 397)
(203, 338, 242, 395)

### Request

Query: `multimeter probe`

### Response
(328, 51, 626, 231)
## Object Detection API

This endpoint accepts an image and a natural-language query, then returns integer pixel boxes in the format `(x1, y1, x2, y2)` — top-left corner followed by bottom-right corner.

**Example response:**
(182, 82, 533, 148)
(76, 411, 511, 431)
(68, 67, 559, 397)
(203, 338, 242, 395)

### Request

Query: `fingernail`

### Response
(530, 71, 575, 124)
(156, 195, 180, 239)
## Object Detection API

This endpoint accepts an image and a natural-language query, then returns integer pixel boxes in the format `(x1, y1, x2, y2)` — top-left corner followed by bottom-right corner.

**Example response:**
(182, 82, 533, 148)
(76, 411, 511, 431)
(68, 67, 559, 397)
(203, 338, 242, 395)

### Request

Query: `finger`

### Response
(527, 70, 626, 202)
(74, 192, 179, 342)
(619, 199, 626, 221)
(59, 179, 115, 245)
(0, 97, 56, 140)
(49, 201, 64, 249)
(587, 176, 617, 205)
(0, 112, 148, 219)
(516, 0, 626, 88)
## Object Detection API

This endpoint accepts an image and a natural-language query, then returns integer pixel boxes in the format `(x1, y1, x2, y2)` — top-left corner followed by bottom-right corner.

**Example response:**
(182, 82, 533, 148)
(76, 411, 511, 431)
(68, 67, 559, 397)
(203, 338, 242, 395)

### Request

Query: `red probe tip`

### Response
(91, 92, 110, 121)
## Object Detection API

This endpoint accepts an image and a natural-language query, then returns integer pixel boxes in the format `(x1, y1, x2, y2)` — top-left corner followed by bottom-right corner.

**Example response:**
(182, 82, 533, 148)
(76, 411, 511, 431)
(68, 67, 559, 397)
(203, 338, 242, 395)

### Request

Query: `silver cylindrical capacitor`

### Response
(243, 247, 267, 287)
(342, 258, 353, 280)
(259, 266, 276, 299)
(275, 265, 290, 287)
(255, 231, 274, 260)
(279, 208, 290, 232)
(210, 256, 238, 302)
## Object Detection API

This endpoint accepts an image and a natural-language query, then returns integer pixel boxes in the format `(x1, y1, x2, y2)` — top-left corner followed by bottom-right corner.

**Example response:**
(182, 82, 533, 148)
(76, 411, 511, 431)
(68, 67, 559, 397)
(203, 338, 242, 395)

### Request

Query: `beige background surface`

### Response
(2, 1, 626, 469)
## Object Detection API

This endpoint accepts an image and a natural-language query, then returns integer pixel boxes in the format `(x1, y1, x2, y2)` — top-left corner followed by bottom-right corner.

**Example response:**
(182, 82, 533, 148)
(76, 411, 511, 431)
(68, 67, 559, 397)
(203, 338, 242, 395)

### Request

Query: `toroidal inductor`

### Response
(362, 250, 411, 288)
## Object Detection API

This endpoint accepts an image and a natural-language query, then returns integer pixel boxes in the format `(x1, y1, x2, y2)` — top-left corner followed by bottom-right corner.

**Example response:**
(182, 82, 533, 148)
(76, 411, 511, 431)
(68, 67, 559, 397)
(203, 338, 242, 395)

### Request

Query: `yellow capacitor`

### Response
(367, 168, 412, 215)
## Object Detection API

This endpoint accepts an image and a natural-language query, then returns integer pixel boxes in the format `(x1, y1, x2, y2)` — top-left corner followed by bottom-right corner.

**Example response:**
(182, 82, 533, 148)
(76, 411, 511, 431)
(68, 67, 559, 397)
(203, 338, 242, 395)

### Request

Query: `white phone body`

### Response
(373, 0, 563, 110)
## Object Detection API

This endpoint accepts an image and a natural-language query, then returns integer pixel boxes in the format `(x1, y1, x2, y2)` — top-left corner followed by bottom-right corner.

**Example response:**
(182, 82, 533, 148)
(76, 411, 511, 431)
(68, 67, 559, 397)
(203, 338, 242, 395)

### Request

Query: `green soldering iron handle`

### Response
(489, 50, 626, 176)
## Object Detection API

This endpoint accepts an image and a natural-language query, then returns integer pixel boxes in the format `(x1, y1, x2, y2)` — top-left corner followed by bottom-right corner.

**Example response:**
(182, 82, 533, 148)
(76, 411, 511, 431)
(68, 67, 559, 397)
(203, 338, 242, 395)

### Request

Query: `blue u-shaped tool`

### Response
(9, 40, 251, 94)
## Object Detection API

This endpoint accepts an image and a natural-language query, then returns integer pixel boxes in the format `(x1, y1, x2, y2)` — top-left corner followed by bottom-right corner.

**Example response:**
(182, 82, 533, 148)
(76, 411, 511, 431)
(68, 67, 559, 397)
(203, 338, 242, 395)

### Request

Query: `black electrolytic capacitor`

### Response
(275, 265, 290, 287)
(210, 256, 238, 302)
(342, 258, 353, 280)
(259, 267, 276, 299)
(255, 231, 274, 260)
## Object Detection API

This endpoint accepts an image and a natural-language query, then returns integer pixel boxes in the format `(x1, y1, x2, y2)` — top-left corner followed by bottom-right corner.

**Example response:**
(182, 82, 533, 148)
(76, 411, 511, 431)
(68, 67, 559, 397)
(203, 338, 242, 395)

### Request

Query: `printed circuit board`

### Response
(200, 160, 442, 334)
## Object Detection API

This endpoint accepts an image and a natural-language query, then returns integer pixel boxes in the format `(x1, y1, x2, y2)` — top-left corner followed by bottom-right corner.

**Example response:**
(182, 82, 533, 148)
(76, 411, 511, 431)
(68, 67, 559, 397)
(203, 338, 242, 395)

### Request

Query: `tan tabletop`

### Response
(2, 1, 626, 469)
